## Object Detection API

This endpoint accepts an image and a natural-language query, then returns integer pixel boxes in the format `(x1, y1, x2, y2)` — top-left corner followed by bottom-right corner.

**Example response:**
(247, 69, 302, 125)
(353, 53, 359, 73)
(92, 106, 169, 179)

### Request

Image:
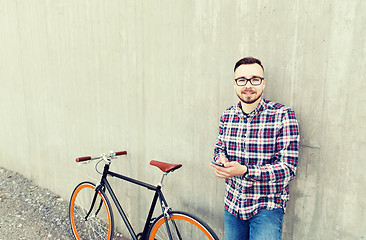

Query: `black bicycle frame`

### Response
(87, 163, 173, 240)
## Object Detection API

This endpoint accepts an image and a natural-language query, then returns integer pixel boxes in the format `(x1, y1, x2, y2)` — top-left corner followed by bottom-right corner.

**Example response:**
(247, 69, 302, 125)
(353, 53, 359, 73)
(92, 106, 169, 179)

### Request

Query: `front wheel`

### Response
(69, 181, 114, 240)
(147, 211, 219, 240)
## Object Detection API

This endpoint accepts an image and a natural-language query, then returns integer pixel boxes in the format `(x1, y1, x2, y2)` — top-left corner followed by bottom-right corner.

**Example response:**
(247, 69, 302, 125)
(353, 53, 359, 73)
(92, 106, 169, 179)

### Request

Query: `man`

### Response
(211, 57, 300, 240)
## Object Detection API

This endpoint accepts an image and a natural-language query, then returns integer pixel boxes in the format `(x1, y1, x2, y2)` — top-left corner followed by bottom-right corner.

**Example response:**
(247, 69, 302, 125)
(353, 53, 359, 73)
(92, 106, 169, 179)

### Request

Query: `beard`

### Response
(236, 90, 263, 104)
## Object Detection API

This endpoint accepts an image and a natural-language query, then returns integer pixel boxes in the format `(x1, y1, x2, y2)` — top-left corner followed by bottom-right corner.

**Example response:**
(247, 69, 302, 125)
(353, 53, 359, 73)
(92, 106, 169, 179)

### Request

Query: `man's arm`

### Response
(245, 109, 300, 183)
(213, 115, 227, 162)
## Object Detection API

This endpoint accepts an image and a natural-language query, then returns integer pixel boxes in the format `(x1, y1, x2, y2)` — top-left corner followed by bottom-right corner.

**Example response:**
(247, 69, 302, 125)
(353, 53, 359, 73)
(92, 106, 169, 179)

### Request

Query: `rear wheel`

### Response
(69, 181, 114, 240)
(148, 211, 219, 240)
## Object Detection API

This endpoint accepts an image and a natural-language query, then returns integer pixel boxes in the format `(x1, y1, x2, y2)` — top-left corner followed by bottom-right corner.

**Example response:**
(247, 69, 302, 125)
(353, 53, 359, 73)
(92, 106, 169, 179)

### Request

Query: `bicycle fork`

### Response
(83, 183, 104, 221)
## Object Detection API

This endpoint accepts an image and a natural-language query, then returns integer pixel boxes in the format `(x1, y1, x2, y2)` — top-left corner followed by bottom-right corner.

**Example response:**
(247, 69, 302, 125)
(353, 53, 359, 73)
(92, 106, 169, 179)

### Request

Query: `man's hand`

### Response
(211, 158, 247, 179)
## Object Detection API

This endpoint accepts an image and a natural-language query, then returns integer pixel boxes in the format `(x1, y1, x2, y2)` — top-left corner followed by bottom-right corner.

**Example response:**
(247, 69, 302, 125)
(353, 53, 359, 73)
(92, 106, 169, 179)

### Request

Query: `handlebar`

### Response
(76, 150, 127, 163)
(76, 156, 92, 162)
(115, 151, 127, 156)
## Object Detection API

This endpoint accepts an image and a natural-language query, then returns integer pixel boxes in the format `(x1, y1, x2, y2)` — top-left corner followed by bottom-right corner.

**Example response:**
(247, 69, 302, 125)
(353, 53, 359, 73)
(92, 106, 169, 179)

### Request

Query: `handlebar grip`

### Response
(76, 156, 92, 162)
(115, 151, 127, 156)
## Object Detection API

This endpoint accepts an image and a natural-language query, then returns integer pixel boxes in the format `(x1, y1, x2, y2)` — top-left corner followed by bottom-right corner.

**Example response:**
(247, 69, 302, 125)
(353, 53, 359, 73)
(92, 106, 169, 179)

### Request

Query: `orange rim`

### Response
(149, 213, 214, 240)
(70, 183, 112, 240)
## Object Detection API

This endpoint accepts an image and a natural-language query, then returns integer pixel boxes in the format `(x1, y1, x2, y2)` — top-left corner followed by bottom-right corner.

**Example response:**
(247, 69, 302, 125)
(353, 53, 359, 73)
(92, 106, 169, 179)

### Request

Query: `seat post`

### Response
(158, 172, 168, 187)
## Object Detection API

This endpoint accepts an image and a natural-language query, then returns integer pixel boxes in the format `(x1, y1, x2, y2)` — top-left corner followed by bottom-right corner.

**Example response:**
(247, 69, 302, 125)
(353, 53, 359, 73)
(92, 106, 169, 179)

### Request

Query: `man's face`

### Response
(233, 63, 266, 105)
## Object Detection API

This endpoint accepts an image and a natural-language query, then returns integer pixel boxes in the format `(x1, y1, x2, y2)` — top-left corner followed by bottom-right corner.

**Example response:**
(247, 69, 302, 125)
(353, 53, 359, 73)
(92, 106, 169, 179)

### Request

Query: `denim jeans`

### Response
(224, 208, 284, 240)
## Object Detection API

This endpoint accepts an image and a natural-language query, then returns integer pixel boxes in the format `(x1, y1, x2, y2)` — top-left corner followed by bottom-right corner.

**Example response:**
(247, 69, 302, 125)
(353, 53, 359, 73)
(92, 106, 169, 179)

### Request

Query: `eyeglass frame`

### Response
(234, 76, 264, 86)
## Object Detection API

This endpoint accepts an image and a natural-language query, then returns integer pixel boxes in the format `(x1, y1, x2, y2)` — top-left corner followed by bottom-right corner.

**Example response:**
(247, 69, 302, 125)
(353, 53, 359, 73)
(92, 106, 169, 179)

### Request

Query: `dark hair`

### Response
(234, 57, 264, 72)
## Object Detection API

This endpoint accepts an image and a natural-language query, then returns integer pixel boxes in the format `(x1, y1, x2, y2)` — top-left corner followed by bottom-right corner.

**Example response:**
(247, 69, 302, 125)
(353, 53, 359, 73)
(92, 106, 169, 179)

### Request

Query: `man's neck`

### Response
(240, 98, 262, 114)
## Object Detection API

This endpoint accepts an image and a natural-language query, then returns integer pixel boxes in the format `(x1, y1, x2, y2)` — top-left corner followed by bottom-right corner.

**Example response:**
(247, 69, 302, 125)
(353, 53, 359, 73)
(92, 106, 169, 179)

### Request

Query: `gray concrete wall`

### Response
(1, 1, 365, 239)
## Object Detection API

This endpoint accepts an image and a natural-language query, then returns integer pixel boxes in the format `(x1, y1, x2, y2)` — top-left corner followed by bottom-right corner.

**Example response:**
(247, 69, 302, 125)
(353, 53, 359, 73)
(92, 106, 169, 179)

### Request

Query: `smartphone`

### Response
(212, 161, 225, 167)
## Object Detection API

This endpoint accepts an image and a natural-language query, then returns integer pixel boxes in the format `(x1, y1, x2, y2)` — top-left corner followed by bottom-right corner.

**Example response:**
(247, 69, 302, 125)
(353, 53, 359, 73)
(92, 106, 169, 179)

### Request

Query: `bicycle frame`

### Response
(87, 162, 174, 240)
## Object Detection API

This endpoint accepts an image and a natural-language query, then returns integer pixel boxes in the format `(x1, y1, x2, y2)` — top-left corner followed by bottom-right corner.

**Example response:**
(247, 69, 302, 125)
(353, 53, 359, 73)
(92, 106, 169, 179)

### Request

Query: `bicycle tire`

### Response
(147, 211, 219, 240)
(69, 181, 115, 240)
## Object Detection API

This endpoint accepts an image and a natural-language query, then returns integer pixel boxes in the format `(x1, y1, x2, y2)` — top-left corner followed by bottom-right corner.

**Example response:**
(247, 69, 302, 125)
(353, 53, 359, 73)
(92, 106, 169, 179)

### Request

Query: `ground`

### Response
(0, 167, 128, 240)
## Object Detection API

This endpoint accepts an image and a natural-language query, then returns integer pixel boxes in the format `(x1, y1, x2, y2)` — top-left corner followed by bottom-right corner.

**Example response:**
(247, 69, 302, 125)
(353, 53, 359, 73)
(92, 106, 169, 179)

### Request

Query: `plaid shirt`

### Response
(214, 98, 300, 220)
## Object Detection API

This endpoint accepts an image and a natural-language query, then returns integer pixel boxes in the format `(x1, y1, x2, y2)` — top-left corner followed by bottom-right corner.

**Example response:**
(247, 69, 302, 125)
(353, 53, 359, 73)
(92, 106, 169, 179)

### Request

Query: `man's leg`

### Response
(224, 209, 250, 240)
(249, 208, 284, 240)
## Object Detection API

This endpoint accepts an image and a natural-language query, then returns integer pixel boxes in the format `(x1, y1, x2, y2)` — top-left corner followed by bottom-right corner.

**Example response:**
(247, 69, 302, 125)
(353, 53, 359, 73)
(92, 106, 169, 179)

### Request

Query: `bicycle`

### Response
(69, 150, 219, 240)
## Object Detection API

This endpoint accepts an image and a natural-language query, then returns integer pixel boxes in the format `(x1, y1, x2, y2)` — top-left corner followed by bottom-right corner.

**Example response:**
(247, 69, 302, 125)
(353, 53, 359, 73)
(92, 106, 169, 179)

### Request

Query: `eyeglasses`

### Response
(234, 77, 264, 86)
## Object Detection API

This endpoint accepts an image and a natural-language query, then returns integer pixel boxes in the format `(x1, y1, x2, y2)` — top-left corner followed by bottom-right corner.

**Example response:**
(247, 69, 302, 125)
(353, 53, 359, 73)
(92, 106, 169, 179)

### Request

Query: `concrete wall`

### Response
(1, 1, 365, 239)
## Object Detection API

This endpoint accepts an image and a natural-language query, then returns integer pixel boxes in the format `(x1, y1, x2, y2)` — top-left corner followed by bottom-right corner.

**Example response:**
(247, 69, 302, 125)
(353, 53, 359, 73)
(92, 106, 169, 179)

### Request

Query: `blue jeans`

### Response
(224, 208, 284, 240)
